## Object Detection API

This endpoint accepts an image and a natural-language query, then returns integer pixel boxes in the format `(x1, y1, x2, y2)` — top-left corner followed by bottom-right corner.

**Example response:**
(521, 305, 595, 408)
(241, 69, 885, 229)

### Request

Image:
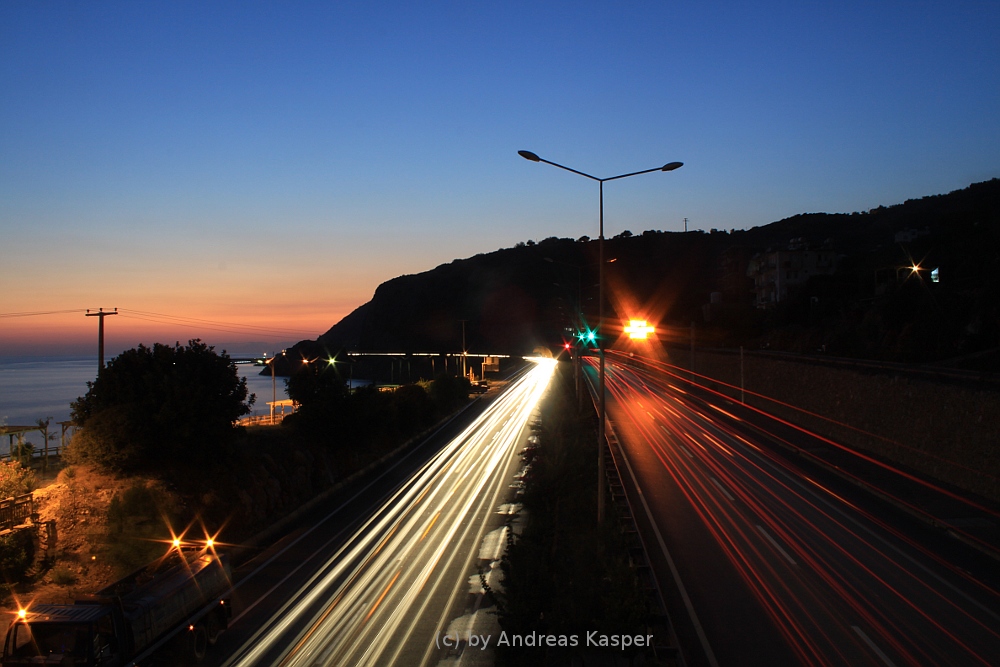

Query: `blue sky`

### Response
(2, 1, 998, 354)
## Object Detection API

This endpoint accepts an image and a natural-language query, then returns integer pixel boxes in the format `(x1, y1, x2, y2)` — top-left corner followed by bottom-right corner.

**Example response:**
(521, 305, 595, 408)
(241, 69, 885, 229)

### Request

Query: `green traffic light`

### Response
(575, 328, 597, 346)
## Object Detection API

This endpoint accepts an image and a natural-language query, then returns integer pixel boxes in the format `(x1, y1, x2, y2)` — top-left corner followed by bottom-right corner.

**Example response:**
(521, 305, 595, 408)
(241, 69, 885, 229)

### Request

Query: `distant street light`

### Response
(893, 263, 924, 284)
(519, 150, 682, 522)
(624, 319, 655, 339)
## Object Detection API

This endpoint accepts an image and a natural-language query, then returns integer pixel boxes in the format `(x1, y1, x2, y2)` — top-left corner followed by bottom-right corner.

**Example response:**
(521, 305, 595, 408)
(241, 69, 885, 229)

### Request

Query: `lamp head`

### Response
(661, 161, 683, 171)
(518, 150, 541, 162)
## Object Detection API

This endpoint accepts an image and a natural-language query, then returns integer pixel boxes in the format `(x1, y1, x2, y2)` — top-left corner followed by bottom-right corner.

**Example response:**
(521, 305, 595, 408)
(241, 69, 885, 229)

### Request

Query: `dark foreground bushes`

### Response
(284, 370, 470, 451)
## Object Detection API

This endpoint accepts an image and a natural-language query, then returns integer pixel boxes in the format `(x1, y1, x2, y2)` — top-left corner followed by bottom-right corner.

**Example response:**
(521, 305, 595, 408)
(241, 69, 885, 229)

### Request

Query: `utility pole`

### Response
(86, 308, 117, 372)
(740, 345, 745, 404)
(684, 217, 688, 232)
(690, 321, 696, 378)
(460, 319, 468, 379)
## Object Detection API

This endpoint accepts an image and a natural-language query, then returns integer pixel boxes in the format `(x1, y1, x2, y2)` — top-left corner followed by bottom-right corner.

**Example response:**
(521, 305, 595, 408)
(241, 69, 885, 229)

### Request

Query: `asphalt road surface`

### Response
(593, 353, 1000, 667)
(200, 358, 555, 667)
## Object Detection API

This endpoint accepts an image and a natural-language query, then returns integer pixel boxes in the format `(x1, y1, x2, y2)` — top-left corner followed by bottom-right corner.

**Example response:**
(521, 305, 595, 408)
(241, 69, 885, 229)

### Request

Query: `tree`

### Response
(286, 357, 348, 409)
(69, 340, 254, 471)
(284, 366, 469, 450)
(428, 373, 471, 412)
(283, 355, 350, 435)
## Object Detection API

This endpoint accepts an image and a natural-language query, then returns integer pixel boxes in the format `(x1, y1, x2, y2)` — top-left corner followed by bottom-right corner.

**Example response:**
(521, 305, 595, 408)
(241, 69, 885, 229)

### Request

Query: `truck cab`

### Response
(2, 548, 230, 667)
(3, 604, 121, 666)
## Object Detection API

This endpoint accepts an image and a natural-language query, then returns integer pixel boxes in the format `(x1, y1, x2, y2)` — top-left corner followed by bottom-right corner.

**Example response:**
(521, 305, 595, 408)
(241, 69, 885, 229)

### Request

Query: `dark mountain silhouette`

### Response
(284, 178, 999, 370)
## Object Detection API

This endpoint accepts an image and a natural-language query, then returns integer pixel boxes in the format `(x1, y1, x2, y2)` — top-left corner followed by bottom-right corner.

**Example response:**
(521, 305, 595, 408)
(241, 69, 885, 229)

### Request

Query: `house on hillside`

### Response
(747, 238, 837, 308)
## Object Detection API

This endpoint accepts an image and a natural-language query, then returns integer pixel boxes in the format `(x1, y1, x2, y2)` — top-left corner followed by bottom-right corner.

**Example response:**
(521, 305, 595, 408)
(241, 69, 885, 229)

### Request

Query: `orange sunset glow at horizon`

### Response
(0, 298, 359, 358)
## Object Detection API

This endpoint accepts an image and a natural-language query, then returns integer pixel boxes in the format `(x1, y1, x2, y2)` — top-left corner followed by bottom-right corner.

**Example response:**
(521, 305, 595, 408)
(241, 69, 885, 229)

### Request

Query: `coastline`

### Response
(0, 356, 289, 444)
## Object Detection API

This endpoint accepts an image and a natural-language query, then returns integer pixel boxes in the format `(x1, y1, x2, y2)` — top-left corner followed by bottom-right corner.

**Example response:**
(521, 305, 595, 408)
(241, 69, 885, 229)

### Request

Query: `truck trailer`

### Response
(2, 546, 231, 666)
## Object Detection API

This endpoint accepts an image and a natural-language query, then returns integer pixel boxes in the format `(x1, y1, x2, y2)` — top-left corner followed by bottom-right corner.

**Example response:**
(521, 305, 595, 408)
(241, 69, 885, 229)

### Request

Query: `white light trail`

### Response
(225, 357, 556, 667)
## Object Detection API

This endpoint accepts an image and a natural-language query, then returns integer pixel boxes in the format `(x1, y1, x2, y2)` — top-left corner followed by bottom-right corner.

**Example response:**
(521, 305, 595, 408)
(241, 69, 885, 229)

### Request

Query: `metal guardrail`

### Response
(581, 367, 684, 664)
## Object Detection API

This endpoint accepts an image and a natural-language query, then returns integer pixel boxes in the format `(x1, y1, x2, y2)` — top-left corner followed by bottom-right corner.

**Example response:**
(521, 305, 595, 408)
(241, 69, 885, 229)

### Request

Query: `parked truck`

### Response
(1, 546, 231, 666)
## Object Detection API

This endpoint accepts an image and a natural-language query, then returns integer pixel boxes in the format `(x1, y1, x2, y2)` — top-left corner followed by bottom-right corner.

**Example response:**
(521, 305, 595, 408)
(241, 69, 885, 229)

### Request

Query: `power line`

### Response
(117, 308, 317, 336)
(116, 312, 307, 340)
(1, 306, 321, 340)
(0, 309, 87, 318)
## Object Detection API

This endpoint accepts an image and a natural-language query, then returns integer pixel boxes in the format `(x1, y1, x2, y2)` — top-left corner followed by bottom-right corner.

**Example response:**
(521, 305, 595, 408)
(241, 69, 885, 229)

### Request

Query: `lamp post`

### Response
(545, 256, 588, 409)
(519, 150, 682, 522)
(265, 350, 286, 425)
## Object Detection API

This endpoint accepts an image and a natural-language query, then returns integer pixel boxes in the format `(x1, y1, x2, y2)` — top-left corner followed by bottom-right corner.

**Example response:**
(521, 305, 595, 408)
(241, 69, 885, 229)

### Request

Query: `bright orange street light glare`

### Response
(624, 320, 655, 339)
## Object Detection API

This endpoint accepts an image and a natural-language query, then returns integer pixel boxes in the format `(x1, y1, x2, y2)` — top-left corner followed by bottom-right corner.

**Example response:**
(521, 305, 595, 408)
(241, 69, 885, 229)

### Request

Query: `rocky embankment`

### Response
(7, 411, 458, 611)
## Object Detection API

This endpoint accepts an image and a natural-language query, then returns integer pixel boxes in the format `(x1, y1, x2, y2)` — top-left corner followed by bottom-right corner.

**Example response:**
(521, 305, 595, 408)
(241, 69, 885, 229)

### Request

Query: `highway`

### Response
(211, 357, 555, 667)
(593, 354, 1000, 667)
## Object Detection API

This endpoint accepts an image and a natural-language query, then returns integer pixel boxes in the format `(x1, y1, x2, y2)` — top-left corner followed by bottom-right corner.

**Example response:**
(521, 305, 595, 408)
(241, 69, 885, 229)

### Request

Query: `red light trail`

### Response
(592, 355, 1000, 666)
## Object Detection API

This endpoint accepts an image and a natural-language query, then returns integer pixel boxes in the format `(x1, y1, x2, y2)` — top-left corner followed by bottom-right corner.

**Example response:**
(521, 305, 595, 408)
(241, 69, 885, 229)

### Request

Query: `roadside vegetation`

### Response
(67, 339, 253, 472)
(0, 462, 34, 500)
(283, 357, 471, 451)
(0, 463, 37, 597)
(1, 341, 476, 609)
(495, 362, 653, 666)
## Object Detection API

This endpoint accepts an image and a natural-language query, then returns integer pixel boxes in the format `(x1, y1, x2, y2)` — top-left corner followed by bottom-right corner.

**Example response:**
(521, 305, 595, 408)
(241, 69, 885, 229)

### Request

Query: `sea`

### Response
(0, 355, 290, 446)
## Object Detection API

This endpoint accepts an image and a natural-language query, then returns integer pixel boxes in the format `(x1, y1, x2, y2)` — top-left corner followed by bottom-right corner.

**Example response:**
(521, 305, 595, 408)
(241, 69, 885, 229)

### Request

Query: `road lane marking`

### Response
(678, 444, 694, 458)
(710, 476, 734, 501)
(420, 512, 441, 541)
(365, 569, 402, 621)
(851, 626, 898, 667)
(756, 524, 797, 566)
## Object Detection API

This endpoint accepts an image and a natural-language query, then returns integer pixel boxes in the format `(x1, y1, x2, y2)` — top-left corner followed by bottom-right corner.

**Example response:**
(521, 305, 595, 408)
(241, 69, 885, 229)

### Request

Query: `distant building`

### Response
(894, 227, 931, 244)
(747, 239, 837, 308)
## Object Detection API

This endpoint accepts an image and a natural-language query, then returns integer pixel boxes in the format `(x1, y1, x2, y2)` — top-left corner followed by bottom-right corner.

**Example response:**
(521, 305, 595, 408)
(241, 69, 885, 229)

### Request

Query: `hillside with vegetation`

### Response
(296, 178, 1000, 369)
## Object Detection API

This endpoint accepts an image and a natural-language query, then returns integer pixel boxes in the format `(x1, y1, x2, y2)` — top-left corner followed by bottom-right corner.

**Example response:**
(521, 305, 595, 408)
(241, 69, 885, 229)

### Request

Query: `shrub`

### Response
(428, 374, 471, 414)
(107, 482, 164, 535)
(64, 408, 142, 471)
(104, 482, 176, 574)
(50, 566, 77, 586)
(0, 462, 34, 500)
(0, 532, 34, 582)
